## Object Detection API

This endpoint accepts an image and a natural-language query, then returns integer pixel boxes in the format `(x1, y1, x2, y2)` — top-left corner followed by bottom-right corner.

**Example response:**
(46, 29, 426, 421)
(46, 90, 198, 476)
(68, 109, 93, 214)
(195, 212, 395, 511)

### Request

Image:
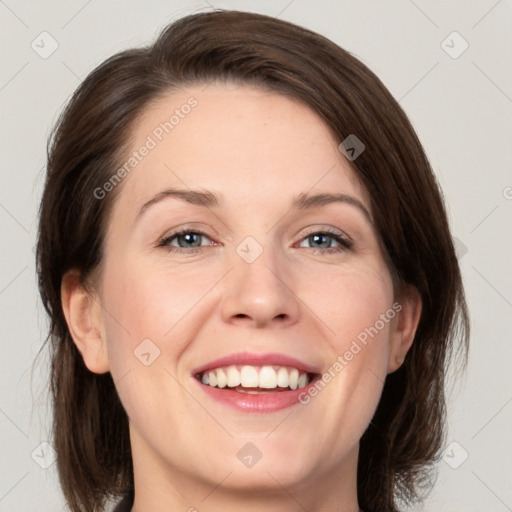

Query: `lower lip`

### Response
(192, 376, 318, 412)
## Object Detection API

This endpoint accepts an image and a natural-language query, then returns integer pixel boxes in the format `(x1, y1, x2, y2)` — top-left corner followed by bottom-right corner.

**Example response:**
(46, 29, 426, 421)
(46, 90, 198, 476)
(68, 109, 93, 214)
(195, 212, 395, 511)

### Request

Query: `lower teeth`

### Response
(200, 381, 293, 393)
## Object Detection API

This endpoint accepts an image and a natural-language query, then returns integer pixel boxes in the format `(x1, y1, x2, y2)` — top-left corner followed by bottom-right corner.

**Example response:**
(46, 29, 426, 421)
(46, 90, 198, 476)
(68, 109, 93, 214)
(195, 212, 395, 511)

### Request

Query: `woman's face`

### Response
(78, 83, 416, 506)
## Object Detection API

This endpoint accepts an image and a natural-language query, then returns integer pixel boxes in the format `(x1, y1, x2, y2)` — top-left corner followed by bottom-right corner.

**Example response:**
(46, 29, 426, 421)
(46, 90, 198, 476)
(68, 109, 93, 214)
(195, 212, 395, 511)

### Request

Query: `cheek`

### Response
(102, 261, 212, 344)
(298, 260, 394, 345)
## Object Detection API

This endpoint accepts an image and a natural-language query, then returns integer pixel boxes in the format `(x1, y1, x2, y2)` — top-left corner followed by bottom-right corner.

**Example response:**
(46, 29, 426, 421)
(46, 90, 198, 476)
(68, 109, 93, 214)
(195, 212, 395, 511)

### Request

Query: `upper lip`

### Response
(192, 352, 321, 376)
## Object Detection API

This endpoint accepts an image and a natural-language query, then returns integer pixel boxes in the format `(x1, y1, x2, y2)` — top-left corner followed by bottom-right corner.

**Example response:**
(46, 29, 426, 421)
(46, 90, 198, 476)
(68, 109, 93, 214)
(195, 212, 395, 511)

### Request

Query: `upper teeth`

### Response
(200, 365, 310, 390)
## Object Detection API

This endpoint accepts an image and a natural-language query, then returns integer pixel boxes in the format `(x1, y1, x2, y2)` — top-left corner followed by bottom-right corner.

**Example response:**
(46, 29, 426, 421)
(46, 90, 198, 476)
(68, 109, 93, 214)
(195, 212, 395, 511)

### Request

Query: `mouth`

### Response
(191, 353, 321, 412)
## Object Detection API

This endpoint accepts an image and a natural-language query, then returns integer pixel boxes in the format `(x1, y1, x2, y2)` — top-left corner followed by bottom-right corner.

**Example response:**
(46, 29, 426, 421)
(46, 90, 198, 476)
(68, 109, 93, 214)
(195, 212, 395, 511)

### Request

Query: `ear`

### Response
(61, 269, 109, 374)
(387, 284, 422, 374)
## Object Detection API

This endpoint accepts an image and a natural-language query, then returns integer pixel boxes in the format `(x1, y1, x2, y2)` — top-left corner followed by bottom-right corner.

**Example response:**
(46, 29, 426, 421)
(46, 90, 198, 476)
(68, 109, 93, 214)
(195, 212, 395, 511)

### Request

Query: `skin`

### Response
(61, 83, 422, 512)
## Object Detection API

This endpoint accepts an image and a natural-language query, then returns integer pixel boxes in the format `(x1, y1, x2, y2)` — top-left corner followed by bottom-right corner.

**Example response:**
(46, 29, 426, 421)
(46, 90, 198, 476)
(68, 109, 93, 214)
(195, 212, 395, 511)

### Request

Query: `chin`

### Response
(200, 444, 315, 490)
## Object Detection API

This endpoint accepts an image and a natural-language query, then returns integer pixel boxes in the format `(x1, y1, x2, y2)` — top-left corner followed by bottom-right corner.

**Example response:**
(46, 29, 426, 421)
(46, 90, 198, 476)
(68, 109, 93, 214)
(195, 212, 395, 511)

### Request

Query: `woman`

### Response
(36, 9, 469, 512)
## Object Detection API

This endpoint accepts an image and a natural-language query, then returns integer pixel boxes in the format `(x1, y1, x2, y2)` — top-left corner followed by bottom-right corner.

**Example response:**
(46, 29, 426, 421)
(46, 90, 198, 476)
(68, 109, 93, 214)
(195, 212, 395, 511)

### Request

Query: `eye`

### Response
(297, 229, 352, 254)
(158, 228, 213, 254)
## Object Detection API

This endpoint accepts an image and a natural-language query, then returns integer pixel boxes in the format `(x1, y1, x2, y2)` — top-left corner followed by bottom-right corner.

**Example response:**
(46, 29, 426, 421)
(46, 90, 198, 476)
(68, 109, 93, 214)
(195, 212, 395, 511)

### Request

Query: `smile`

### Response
(192, 353, 321, 411)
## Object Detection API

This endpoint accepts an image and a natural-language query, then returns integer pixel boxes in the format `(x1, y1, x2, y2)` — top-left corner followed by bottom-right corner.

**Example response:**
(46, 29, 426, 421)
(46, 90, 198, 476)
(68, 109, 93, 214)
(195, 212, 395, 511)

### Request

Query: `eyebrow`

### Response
(136, 188, 373, 224)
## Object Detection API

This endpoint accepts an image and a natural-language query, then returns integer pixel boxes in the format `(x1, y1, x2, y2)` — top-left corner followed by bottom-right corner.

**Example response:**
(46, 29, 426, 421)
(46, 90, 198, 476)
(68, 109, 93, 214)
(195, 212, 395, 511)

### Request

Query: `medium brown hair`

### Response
(36, 9, 469, 512)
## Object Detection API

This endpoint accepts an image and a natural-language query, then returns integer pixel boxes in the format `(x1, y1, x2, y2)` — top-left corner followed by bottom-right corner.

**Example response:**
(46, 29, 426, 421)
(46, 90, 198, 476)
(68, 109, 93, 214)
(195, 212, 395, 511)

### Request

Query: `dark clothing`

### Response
(112, 489, 134, 512)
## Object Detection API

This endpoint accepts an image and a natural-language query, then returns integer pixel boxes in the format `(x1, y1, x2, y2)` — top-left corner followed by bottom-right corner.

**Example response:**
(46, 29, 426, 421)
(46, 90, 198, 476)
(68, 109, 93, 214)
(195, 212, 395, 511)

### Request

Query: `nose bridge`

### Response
(220, 232, 300, 327)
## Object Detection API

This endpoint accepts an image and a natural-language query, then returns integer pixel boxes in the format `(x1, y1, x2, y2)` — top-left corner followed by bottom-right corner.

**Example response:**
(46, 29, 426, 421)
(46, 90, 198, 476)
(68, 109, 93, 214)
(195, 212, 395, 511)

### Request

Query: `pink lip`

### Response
(191, 351, 321, 375)
(192, 377, 319, 412)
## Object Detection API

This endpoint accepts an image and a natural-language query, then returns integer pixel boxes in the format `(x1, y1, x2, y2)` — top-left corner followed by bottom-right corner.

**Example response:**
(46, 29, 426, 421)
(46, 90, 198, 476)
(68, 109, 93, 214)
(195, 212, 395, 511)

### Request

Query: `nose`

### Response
(220, 246, 300, 329)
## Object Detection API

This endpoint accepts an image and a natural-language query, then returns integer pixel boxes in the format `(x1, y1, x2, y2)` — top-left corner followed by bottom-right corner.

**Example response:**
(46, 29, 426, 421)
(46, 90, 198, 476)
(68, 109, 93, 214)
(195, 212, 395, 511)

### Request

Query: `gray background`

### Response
(1, 0, 511, 511)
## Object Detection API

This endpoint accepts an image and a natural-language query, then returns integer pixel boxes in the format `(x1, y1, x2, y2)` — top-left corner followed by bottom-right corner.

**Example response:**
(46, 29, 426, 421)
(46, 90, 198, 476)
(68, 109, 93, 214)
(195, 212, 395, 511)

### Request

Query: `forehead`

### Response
(113, 83, 371, 217)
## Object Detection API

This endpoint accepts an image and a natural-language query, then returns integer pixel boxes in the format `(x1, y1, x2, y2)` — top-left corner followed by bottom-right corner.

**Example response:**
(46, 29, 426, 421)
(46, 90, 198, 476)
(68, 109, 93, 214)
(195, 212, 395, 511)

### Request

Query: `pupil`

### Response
(180, 233, 200, 248)
(312, 234, 329, 248)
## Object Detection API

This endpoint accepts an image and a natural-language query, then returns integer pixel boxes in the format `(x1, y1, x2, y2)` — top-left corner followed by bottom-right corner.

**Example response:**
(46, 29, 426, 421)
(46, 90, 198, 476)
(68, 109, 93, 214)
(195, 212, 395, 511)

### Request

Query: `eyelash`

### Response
(157, 227, 353, 255)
